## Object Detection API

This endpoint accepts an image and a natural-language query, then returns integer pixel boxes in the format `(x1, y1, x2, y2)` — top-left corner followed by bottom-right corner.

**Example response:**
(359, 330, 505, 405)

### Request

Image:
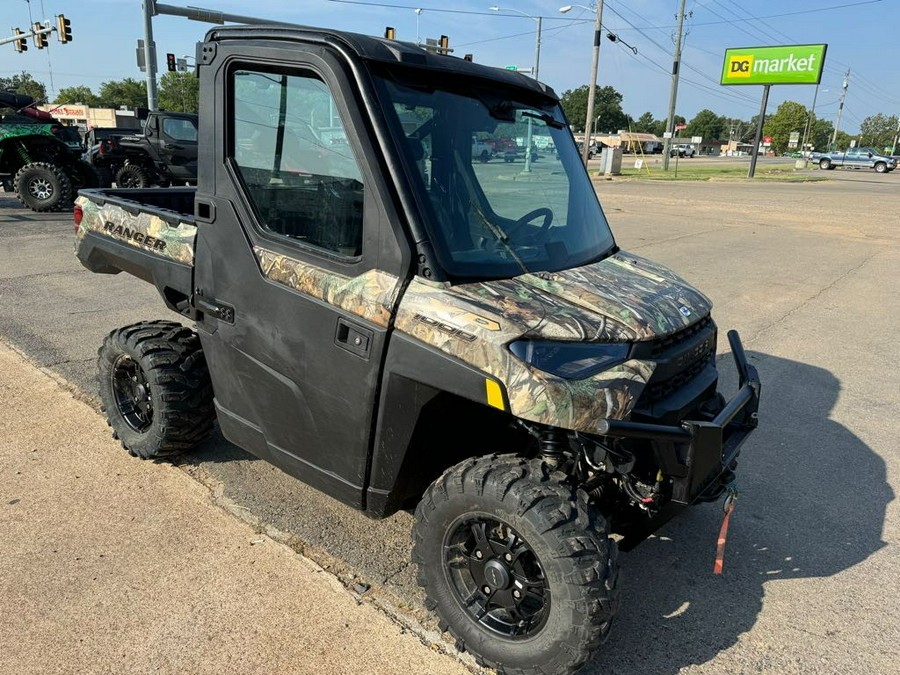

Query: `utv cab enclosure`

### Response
(74, 24, 760, 675)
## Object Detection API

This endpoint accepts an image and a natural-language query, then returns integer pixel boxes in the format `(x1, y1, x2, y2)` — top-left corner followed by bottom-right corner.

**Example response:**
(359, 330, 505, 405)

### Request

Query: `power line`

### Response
(325, 0, 590, 21)
(623, 0, 885, 31)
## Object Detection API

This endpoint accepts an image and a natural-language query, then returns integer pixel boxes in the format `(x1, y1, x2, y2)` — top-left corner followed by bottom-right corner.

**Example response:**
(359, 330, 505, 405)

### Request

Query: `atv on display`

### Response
(88, 111, 198, 188)
(0, 92, 99, 211)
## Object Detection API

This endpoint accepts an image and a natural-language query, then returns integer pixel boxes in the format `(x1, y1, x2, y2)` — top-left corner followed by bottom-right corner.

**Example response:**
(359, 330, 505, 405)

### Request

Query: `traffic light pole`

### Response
(143, 1, 159, 111)
(1, 23, 53, 48)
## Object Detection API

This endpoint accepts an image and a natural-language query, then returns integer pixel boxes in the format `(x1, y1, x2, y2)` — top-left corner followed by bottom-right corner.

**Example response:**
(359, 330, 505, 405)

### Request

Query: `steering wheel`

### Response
(506, 207, 554, 239)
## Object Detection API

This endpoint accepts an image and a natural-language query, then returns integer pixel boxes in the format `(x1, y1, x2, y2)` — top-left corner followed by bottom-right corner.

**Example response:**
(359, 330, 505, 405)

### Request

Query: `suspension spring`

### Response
(539, 428, 567, 467)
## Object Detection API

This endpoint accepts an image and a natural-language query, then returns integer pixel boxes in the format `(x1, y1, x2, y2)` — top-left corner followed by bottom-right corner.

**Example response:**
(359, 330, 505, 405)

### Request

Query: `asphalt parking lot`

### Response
(1, 166, 898, 674)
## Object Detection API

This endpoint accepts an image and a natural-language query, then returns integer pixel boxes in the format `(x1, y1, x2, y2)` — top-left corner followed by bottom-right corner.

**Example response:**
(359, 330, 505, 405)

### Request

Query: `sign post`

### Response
(720, 44, 827, 178)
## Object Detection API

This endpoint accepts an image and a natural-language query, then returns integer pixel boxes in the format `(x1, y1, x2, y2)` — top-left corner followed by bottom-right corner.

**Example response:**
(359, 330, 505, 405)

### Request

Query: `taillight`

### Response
(74, 204, 83, 232)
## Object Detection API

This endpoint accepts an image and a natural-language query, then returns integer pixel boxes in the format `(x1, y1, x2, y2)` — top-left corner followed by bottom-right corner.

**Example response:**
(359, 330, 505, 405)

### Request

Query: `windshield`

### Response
(376, 74, 615, 280)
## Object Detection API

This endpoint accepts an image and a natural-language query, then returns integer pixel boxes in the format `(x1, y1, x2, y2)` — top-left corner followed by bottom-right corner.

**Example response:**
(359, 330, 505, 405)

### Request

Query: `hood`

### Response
(414, 251, 712, 344)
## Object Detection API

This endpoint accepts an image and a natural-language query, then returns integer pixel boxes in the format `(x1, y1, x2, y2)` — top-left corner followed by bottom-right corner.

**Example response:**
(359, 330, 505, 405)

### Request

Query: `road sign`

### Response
(663, 131, 673, 139)
(691, 136, 703, 144)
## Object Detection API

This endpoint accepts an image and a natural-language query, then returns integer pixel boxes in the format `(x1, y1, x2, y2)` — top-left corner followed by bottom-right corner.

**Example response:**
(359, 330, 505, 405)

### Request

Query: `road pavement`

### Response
(1, 167, 899, 674)
(0, 342, 470, 675)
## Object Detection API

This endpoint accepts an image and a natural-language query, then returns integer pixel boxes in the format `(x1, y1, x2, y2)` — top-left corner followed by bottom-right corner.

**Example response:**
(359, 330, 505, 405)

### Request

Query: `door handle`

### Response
(165, 143, 183, 150)
(335, 318, 373, 359)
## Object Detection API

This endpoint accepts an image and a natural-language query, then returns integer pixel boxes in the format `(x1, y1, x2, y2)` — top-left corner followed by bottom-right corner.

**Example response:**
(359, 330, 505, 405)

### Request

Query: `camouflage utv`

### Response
(73, 26, 761, 675)
(0, 92, 99, 212)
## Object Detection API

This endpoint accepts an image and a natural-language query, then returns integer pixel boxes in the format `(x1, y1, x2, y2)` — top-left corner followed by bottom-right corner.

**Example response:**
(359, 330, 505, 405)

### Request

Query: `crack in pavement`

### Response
(744, 248, 884, 347)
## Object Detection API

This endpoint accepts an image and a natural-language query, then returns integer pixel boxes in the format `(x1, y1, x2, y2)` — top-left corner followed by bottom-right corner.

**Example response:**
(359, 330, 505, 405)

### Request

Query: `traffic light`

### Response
(33, 22, 48, 49)
(57, 15, 72, 43)
(384, 26, 395, 40)
(439, 35, 449, 55)
(166, 53, 177, 72)
(13, 28, 28, 53)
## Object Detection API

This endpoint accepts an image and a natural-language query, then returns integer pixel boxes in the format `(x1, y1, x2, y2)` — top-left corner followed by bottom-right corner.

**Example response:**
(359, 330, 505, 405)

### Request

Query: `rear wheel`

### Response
(14, 162, 72, 212)
(98, 321, 215, 459)
(413, 455, 619, 675)
(115, 163, 151, 188)
(819, 158, 832, 170)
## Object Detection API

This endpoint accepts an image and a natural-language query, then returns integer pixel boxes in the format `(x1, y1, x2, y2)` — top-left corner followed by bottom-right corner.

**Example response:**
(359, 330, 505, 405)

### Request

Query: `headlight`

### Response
(508, 340, 630, 380)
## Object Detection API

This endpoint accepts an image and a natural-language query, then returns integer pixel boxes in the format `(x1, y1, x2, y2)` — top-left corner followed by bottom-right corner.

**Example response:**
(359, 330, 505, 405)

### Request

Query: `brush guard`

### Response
(597, 330, 761, 550)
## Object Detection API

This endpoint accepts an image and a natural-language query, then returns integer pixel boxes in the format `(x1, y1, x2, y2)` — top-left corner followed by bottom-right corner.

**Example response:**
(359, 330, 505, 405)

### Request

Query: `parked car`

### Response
(670, 143, 696, 158)
(816, 147, 895, 173)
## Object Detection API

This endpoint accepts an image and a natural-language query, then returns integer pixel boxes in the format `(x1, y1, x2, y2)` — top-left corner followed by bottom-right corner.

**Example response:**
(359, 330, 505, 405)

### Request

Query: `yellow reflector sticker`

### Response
(485, 379, 505, 410)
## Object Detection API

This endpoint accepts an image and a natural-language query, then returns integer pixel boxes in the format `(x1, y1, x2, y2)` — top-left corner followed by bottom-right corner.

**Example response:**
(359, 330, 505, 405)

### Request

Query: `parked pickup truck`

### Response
(73, 24, 760, 675)
(814, 147, 896, 173)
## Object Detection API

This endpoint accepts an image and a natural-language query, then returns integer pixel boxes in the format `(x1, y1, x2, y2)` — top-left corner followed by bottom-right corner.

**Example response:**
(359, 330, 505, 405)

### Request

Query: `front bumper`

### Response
(598, 330, 761, 550)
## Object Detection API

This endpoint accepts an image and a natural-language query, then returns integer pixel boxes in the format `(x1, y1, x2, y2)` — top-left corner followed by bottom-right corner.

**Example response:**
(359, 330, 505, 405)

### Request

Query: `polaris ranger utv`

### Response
(74, 25, 760, 675)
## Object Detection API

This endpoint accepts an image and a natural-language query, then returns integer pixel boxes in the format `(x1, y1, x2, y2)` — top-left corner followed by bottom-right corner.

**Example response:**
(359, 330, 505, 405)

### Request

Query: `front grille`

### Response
(641, 352, 711, 402)
(632, 315, 716, 406)
(645, 315, 713, 358)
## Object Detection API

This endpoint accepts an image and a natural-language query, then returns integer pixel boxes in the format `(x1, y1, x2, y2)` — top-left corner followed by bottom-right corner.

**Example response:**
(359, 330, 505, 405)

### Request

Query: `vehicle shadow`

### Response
(581, 350, 893, 674)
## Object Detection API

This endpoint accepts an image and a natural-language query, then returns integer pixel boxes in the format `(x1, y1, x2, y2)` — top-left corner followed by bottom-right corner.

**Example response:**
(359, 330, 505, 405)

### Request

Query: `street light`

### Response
(490, 6, 543, 172)
(560, 3, 605, 167)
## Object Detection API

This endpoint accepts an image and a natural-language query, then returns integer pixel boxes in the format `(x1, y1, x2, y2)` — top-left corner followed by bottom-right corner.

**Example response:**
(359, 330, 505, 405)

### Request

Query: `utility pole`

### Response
(142, 0, 159, 111)
(801, 81, 821, 155)
(662, 0, 686, 171)
(582, 2, 604, 167)
(830, 68, 850, 150)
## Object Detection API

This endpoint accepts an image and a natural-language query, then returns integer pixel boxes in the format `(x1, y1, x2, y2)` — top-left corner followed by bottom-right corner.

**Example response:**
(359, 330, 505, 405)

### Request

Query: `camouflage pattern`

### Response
(254, 247, 401, 328)
(394, 252, 711, 431)
(0, 123, 56, 143)
(74, 196, 198, 265)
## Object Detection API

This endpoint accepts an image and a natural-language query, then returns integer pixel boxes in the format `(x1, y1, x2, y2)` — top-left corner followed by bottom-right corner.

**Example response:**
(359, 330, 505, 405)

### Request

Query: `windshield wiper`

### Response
(521, 111, 564, 129)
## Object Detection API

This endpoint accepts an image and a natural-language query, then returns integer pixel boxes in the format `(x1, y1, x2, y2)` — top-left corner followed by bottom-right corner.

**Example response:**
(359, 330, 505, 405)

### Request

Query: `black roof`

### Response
(204, 24, 559, 102)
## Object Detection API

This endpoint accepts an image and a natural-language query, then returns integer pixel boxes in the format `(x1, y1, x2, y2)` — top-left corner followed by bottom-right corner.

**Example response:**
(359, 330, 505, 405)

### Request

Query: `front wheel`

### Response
(874, 161, 887, 173)
(98, 321, 215, 458)
(413, 455, 619, 675)
(14, 162, 72, 212)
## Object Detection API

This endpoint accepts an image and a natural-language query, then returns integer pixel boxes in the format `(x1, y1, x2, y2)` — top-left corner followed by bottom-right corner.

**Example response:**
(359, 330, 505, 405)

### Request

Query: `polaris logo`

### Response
(103, 222, 167, 252)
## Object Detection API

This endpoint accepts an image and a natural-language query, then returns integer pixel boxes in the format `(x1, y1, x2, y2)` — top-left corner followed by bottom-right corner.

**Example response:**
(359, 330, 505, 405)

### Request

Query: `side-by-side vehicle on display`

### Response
(1, 92, 99, 211)
(74, 26, 760, 675)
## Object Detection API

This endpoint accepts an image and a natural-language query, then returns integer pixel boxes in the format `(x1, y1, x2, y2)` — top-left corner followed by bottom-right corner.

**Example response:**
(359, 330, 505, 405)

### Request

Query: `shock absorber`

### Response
(539, 428, 567, 468)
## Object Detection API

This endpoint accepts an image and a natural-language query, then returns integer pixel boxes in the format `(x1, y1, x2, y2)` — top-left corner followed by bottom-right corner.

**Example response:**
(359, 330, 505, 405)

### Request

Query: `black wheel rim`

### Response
(111, 354, 153, 432)
(443, 515, 550, 639)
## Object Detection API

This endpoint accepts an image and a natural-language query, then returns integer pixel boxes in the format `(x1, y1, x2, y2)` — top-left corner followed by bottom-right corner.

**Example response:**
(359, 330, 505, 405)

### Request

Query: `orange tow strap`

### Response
(713, 490, 736, 575)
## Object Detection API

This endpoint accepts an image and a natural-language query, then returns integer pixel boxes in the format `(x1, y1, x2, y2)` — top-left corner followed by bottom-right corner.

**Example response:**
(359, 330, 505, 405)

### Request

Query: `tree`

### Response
(158, 72, 199, 113)
(55, 86, 100, 107)
(763, 101, 808, 154)
(632, 111, 657, 133)
(809, 116, 834, 152)
(685, 109, 726, 142)
(0, 72, 47, 103)
(98, 78, 147, 109)
(559, 85, 628, 134)
(858, 113, 898, 150)
(651, 115, 685, 137)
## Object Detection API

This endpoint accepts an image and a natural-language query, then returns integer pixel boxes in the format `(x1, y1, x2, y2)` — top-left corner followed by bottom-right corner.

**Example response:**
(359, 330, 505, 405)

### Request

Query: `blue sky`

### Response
(5, 0, 899, 132)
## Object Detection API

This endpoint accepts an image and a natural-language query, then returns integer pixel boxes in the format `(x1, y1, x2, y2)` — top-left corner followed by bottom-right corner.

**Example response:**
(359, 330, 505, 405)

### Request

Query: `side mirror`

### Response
(868, 152, 873, 158)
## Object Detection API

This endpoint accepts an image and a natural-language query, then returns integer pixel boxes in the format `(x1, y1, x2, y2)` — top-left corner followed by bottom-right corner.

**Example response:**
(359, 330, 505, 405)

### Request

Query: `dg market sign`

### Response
(721, 44, 827, 86)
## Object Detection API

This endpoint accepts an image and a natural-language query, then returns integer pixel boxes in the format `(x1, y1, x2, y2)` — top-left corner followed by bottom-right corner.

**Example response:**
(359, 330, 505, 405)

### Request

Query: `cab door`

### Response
(158, 115, 198, 182)
(192, 46, 410, 508)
